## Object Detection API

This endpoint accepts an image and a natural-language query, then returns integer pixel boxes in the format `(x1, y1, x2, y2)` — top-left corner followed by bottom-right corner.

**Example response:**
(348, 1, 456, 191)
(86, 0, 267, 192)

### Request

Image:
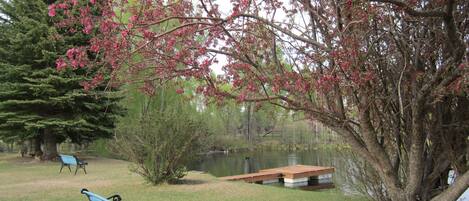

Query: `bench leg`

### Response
(83, 165, 87, 174)
(75, 166, 78, 175)
(67, 165, 71, 173)
(59, 164, 64, 173)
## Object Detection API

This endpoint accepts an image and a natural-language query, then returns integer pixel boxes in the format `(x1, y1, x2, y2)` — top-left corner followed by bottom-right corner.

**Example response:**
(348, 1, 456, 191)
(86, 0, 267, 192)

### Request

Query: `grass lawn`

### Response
(0, 153, 364, 201)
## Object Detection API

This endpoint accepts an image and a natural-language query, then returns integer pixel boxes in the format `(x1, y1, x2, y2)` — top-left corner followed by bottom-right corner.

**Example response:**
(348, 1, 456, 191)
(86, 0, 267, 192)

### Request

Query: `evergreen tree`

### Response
(0, 0, 124, 160)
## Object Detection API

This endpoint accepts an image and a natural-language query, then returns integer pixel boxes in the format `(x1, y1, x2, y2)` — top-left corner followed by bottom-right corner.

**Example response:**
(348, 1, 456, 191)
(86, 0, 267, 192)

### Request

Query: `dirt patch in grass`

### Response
(1, 154, 40, 164)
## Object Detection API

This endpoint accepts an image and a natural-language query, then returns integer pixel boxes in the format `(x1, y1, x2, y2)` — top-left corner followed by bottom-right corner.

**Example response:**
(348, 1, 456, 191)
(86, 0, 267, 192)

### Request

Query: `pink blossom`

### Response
(91, 74, 104, 85)
(198, 47, 207, 55)
(90, 44, 100, 52)
(176, 88, 184, 94)
(142, 30, 154, 38)
(459, 63, 467, 70)
(48, 5, 56, 17)
(237, 92, 247, 102)
(83, 20, 93, 34)
(71, 60, 79, 68)
(81, 81, 91, 91)
(56, 3, 68, 9)
(121, 30, 129, 38)
(129, 15, 138, 23)
(56, 58, 67, 71)
(66, 48, 78, 59)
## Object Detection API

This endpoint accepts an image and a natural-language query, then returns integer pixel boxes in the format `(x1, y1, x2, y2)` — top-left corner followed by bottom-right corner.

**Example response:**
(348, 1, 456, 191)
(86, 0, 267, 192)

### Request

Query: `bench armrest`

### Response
(73, 155, 87, 164)
(77, 160, 88, 165)
(107, 195, 122, 201)
(81, 189, 121, 201)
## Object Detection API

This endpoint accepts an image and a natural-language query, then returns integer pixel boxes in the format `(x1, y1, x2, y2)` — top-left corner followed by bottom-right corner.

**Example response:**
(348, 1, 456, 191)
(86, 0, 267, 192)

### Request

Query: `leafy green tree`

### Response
(0, 0, 123, 160)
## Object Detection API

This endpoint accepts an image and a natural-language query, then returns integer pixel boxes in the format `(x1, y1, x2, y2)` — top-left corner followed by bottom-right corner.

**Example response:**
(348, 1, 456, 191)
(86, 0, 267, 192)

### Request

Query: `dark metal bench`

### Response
(59, 154, 88, 175)
(81, 189, 122, 201)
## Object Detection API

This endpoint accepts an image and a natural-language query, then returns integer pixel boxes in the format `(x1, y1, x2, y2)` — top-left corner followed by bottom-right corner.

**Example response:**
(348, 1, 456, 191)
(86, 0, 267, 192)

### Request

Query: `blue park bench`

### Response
(59, 154, 88, 175)
(81, 189, 122, 201)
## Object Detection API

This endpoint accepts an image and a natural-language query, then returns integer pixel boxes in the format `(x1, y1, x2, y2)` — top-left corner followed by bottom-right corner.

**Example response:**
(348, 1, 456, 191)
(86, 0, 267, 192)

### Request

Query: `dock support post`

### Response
(262, 179, 279, 184)
(310, 174, 333, 185)
(284, 177, 309, 188)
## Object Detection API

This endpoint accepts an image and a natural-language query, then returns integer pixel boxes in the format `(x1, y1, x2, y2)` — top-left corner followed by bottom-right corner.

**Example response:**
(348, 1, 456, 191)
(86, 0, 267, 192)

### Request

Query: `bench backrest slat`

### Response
(83, 191, 109, 201)
(59, 154, 77, 165)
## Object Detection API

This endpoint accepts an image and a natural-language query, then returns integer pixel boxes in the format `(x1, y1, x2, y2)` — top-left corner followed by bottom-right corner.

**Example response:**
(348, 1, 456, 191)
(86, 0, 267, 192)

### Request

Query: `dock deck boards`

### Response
(219, 171, 282, 183)
(261, 165, 335, 179)
(219, 165, 335, 182)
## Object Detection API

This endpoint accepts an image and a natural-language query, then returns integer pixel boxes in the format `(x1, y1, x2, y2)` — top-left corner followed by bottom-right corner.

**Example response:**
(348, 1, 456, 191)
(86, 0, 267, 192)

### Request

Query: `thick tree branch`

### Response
(431, 170, 469, 201)
(371, 0, 447, 17)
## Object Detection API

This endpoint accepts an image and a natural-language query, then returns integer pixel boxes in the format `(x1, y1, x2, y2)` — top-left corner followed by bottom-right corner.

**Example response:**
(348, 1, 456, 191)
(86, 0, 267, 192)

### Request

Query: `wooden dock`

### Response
(219, 165, 335, 188)
(219, 171, 283, 183)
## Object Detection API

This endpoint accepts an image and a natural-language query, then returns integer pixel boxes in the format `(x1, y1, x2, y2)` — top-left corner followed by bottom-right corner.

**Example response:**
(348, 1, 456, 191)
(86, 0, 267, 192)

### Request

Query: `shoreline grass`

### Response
(0, 153, 364, 201)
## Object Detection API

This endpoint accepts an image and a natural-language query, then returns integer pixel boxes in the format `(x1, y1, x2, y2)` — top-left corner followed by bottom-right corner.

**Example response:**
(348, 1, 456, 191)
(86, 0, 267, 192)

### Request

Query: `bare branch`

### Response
(371, 0, 447, 17)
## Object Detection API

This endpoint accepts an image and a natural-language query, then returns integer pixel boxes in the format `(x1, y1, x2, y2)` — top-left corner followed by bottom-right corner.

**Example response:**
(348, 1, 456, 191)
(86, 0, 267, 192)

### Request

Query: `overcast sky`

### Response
(204, 0, 291, 75)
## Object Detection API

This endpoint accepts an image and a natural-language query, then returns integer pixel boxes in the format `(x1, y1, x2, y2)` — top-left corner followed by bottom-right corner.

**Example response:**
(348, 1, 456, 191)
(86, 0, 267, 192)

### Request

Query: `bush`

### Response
(113, 85, 210, 185)
(86, 139, 122, 159)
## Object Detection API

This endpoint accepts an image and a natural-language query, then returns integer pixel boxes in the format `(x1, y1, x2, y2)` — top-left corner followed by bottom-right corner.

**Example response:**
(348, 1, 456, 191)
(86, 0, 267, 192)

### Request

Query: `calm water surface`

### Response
(189, 149, 358, 194)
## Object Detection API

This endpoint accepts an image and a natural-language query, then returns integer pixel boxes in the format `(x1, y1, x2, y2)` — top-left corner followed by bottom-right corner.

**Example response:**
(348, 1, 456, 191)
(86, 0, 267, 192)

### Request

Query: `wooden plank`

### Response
(219, 171, 282, 182)
(283, 168, 335, 179)
(260, 165, 335, 179)
(261, 165, 332, 173)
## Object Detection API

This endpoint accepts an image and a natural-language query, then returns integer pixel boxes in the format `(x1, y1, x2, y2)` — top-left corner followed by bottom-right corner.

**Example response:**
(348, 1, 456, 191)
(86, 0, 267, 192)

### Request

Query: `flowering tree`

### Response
(50, 0, 468, 200)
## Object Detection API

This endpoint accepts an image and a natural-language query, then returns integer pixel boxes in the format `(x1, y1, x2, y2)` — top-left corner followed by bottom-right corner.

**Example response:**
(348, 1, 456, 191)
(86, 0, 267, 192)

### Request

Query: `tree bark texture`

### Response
(41, 129, 58, 161)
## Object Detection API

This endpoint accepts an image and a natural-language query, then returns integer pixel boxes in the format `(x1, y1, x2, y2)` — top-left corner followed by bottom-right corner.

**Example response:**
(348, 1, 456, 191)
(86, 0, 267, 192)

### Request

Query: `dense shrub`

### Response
(113, 86, 210, 185)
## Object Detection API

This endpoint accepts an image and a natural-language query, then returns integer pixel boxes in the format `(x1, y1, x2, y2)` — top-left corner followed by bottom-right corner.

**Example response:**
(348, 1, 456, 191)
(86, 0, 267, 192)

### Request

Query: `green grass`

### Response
(0, 153, 364, 201)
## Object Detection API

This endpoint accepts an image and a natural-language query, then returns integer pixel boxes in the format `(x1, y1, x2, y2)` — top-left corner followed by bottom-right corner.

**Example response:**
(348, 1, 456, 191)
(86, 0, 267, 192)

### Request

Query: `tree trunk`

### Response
(245, 103, 253, 143)
(71, 143, 77, 152)
(29, 136, 42, 157)
(25, 139, 32, 156)
(7, 143, 13, 152)
(42, 129, 58, 160)
(20, 141, 27, 157)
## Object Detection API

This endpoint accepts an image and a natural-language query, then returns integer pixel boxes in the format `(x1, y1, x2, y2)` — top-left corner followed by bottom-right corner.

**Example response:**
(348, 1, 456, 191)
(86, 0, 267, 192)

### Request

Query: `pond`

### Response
(189, 148, 360, 195)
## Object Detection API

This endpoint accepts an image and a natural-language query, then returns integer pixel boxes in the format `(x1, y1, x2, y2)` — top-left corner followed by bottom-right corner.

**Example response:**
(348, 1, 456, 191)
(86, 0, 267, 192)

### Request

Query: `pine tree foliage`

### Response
(0, 0, 124, 158)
